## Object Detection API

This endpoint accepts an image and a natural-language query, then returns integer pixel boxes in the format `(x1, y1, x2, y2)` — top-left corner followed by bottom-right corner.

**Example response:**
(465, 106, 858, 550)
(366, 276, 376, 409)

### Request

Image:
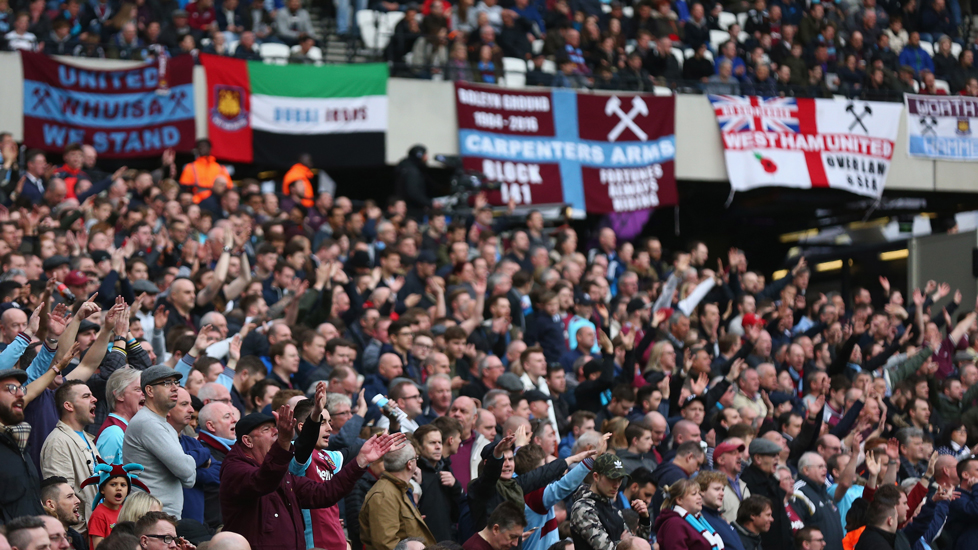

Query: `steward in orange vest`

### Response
(283, 153, 315, 208)
(179, 139, 231, 204)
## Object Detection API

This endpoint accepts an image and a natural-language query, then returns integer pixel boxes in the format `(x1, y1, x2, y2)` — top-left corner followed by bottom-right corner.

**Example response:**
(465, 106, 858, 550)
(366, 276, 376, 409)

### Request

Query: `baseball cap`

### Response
(593, 454, 628, 479)
(742, 313, 767, 329)
(583, 358, 604, 378)
(749, 438, 783, 456)
(235, 412, 276, 443)
(140, 365, 183, 390)
(64, 270, 88, 287)
(575, 293, 594, 307)
(42, 255, 70, 272)
(78, 320, 99, 334)
(523, 389, 551, 403)
(626, 298, 647, 314)
(680, 394, 706, 410)
(349, 250, 372, 270)
(714, 441, 746, 458)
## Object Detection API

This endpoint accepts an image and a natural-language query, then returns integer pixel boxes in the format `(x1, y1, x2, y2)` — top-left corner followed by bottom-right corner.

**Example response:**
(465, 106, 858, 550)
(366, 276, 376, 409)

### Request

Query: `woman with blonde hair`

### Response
(116, 492, 162, 524)
(654, 479, 722, 550)
(601, 417, 629, 450)
(645, 340, 678, 374)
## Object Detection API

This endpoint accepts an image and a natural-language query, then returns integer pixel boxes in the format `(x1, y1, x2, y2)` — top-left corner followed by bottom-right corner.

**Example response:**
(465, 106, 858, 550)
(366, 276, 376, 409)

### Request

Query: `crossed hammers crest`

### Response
(605, 96, 650, 142)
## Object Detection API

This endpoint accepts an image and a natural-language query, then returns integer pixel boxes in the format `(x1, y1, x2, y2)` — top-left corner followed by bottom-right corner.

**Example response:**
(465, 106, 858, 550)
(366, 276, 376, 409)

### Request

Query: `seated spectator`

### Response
(932, 35, 956, 79)
(498, 10, 533, 60)
(6, 12, 38, 51)
(919, 0, 957, 43)
(619, 52, 652, 91)
(919, 69, 948, 94)
(160, 10, 193, 49)
(704, 59, 742, 95)
(44, 18, 78, 55)
(744, 63, 778, 97)
(108, 22, 145, 60)
(447, 42, 476, 82)
(216, 0, 245, 41)
(684, 3, 709, 51)
(898, 32, 934, 77)
(475, 0, 503, 32)
(525, 52, 554, 86)
(683, 43, 714, 82)
(275, 0, 318, 46)
(474, 44, 502, 84)
(646, 36, 681, 84)
(233, 30, 261, 60)
(951, 50, 978, 92)
(884, 15, 908, 53)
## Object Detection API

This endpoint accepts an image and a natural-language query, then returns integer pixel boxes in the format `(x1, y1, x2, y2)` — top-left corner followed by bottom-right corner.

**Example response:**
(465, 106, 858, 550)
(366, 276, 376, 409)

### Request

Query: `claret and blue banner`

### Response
(455, 82, 677, 214)
(21, 51, 195, 158)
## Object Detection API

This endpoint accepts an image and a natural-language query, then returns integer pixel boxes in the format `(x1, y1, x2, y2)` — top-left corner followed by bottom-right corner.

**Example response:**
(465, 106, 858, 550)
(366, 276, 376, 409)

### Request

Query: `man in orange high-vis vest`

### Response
(282, 153, 315, 209)
(179, 139, 231, 204)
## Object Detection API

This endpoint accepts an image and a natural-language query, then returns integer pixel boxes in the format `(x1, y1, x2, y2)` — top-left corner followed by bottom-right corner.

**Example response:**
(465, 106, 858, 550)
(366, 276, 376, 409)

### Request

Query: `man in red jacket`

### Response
(219, 401, 405, 550)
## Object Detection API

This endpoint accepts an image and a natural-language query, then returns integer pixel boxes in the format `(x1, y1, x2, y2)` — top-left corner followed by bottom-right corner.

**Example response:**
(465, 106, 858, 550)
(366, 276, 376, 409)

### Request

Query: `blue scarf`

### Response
(676, 506, 724, 550)
(201, 430, 235, 451)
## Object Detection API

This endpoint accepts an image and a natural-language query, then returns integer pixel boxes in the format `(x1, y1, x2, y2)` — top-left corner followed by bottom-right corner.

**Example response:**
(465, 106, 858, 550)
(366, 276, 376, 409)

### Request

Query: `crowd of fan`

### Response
(5, 0, 978, 96)
(3, 133, 978, 550)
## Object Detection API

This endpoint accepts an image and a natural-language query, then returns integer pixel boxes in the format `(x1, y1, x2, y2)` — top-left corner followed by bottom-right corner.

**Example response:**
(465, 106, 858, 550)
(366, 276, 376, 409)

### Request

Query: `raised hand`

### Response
(566, 448, 599, 466)
(865, 452, 880, 478)
(808, 394, 825, 420)
(493, 434, 516, 458)
(879, 276, 890, 294)
(47, 303, 70, 337)
(153, 304, 169, 329)
(514, 423, 530, 447)
(885, 437, 900, 460)
(113, 305, 130, 336)
(192, 324, 216, 353)
(26, 303, 44, 337)
(77, 294, 101, 320)
(357, 432, 408, 466)
(354, 388, 367, 417)
(274, 404, 296, 448)
(228, 334, 242, 362)
(310, 381, 327, 421)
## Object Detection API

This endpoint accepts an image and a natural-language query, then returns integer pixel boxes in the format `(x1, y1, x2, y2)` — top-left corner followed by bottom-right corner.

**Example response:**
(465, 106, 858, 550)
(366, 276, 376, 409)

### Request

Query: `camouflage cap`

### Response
(593, 454, 628, 479)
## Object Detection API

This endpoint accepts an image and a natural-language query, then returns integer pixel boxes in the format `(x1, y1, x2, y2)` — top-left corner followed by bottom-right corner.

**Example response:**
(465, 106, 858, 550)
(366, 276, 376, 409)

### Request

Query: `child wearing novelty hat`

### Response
(79, 459, 150, 550)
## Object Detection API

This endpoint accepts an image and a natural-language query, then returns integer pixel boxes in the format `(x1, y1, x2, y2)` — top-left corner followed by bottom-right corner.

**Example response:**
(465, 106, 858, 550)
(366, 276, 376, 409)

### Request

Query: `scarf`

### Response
(675, 506, 723, 550)
(4, 422, 31, 453)
(496, 478, 524, 507)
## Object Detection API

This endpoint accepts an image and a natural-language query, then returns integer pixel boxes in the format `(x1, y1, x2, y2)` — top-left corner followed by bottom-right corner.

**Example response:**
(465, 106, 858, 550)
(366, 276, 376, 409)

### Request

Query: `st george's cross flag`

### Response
(708, 95, 902, 198)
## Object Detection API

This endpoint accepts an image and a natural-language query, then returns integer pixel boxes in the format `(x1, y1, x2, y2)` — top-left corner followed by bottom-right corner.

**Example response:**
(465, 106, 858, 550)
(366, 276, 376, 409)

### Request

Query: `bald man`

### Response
(163, 278, 199, 334)
(449, 396, 490, 485)
(209, 531, 251, 550)
(0, 308, 28, 347)
(644, 411, 668, 465)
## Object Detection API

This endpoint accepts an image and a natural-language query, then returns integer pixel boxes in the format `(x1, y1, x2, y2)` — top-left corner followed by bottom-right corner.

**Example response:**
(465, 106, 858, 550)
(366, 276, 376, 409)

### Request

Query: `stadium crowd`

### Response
(0, 134, 977, 550)
(4, 0, 978, 96)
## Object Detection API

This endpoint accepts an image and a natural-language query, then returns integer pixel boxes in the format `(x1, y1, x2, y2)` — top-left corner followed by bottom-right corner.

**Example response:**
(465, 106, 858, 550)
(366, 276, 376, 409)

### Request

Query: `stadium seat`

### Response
(935, 79, 951, 93)
(653, 86, 673, 96)
(952, 42, 962, 58)
(260, 42, 290, 64)
(622, 6, 633, 17)
(736, 12, 747, 28)
(504, 73, 526, 88)
(541, 59, 556, 73)
(290, 44, 324, 61)
(503, 57, 528, 80)
(710, 29, 729, 50)
(671, 48, 684, 69)
(532, 40, 544, 54)
(920, 41, 934, 56)
(357, 10, 381, 49)
(718, 11, 736, 29)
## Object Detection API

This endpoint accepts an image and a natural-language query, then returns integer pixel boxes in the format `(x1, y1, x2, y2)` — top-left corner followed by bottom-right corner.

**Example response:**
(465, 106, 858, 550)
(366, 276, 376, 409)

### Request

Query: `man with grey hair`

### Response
(794, 452, 842, 550)
(571, 429, 607, 455)
(420, 373, 452, 422)
(392, 538, 425, 550)
(198, 382, 232, 406)
(360, 443, 435, 550)
(896, 427, 926, 481)
(96, 367, 143, 465)
(484, 389, 514, 428)
(705, 59, 741, 95)
(461, 355, 505, 402)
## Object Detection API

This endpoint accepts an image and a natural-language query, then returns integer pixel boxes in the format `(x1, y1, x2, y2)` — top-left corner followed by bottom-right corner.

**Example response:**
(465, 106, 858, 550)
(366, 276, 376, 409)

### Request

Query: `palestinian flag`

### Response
(201, 54, 387, 168)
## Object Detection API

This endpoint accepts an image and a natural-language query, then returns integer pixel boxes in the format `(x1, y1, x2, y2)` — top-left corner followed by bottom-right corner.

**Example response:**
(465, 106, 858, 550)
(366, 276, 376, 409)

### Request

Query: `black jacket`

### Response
(417, 456, 463, 542)
(394, 156, 432, 219)
(740, 464, 793, 550)
(467, 447, 568, 533)
(854, 526, 910, 550)
(792, 474, 844, 550)
(574, 353, 616, 414)
(0, 431, 44, 524)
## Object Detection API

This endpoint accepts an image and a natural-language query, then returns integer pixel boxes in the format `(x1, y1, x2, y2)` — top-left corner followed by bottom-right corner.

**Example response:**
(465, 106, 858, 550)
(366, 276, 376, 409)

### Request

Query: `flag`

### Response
(905, 94, 978, 160)
(708, 95, 902, 198)
(202, 54, 387, 167)
(21, 51, 195, 158)
(455, 82, 676, 216)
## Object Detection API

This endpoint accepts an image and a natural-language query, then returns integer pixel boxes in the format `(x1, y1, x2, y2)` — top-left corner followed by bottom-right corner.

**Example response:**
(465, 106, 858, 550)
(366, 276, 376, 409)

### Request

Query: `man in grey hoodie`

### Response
(615, 422, 658, 474)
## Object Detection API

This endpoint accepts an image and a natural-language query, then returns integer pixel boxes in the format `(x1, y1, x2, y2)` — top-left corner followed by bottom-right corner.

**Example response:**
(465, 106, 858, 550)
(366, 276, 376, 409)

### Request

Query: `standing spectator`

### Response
(167, 387, 214, 525)
(463, 501, 527, 550)
(219, 404, 403, 550)
(5, 516, 49, 550)
(40, 380, 102, 530)
(0, 366, 45, 522)
(570, 453, 652, 550)
(5, 12, 38, 50)
(122, 366, 197, 519)
(39, 477, 86, 550)
(96, 368, 142, 466)
(360, 436, 436, 550)
(414, 424, 462, 543)
(734, 496, 775, 550)
(197, 402, 236, 530)
(655, 478, 723, 550)
(740, 439, 792, 550)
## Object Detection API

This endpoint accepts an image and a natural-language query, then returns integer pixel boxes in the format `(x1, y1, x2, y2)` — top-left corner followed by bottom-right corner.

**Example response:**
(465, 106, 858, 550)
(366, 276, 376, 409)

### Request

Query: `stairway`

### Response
(308, 3, 375, 63)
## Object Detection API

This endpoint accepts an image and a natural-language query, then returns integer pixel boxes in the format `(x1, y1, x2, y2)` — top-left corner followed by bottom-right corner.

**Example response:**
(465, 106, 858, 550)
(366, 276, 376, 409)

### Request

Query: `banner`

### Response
(905, 94, 978, 160)
(21, 51, 195, 158)
(708, 95, 902, 198)
(201, 54, 387, 168)
(455, 83, 676, 215)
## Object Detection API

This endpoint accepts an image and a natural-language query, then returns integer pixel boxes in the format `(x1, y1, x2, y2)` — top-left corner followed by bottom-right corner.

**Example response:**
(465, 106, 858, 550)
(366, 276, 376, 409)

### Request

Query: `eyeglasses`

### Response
(144, 535, 177, 545)
(154, 380, 178, 388)
(212, 398, 232, 404)
(2, 383, 25, 395)
(332, 410, 353, 418)
(403, 394, 423, 401)
(414, 343, 432, 349)
(49, 534, 70, 543)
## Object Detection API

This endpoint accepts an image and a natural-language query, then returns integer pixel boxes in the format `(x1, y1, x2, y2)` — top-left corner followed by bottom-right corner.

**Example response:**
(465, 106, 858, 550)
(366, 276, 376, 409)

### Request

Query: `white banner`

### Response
(708, 95, 902, 198)
(250, 94, 387, 135)
(905, 94, 978, 160)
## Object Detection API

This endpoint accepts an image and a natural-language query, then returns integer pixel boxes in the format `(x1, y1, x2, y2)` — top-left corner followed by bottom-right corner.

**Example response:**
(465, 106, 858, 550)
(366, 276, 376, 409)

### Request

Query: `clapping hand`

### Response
(357, 432, 408, 467)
